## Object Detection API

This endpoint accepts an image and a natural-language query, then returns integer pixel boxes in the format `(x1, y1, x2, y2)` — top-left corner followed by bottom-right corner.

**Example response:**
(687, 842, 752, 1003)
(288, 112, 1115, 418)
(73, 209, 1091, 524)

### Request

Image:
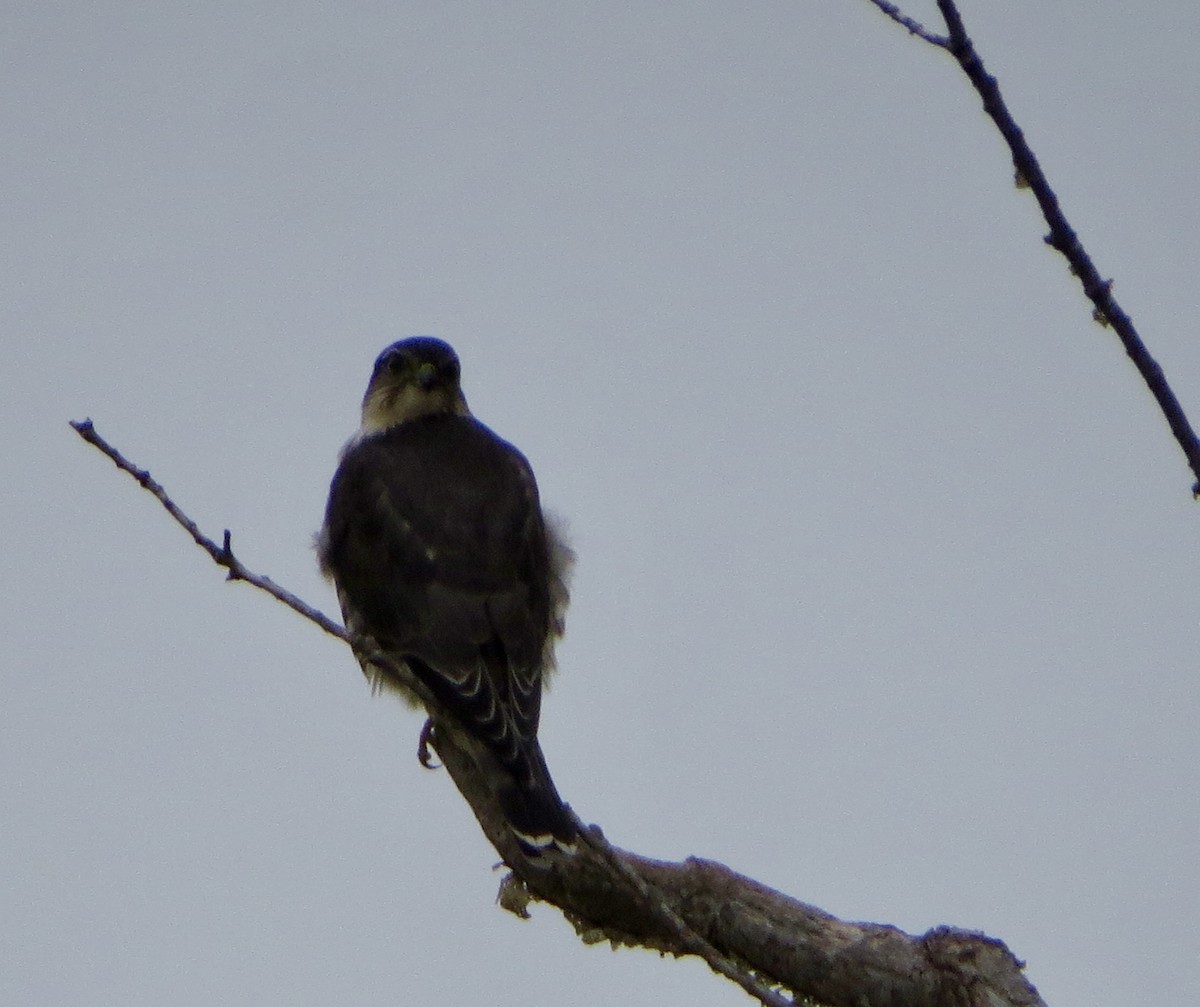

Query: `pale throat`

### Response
(359, 382, 470, 434)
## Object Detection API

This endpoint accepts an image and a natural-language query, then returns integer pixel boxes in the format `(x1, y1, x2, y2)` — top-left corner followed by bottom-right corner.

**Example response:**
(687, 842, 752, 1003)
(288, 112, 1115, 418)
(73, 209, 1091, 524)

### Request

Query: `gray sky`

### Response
(5, 2, 1198, 1004)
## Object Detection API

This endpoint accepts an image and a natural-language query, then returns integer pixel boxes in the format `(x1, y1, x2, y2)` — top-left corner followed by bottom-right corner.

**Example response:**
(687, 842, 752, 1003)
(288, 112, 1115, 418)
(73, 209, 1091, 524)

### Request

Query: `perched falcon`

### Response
(318, 337, 576, 856)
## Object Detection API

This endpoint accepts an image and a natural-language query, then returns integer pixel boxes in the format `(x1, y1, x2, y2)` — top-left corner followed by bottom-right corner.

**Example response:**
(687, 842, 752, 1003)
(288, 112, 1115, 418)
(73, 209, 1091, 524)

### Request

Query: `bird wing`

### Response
(320, 414, 553, 755)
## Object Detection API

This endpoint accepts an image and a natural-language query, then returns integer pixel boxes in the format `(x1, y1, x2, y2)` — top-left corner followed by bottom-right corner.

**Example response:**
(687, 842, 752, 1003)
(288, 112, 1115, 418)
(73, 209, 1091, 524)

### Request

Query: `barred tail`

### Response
(408, 656, 577, 858)
(497, 739, 578, 858)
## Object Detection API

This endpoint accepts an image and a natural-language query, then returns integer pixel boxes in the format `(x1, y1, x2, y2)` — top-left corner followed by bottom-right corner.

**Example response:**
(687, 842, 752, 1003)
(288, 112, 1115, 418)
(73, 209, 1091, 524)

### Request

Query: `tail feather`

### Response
(496, 742, 577, 857)
(409, 656, 577, 857)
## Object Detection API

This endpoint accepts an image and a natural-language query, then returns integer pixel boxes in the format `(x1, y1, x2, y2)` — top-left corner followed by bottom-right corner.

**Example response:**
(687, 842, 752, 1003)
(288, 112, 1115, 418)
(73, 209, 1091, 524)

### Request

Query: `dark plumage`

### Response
(318, 338, 574, 854)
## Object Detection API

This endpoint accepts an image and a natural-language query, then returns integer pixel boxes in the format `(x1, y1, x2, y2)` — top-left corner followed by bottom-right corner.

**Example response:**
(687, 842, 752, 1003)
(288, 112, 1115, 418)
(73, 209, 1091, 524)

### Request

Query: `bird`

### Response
(318, 337, 576, 857)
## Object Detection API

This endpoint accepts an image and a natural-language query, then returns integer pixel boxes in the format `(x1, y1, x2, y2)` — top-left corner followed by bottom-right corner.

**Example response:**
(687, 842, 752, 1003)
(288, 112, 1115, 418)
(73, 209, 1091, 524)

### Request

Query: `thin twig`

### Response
(868, 0, 1200, 496)
(69, 418, 348, 641)
(863, 0, 947, 46)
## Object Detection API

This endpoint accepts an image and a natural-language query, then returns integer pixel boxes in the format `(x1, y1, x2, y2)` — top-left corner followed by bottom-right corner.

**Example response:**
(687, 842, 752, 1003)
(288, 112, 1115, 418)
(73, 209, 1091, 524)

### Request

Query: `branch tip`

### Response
(71, 418, 349, 639)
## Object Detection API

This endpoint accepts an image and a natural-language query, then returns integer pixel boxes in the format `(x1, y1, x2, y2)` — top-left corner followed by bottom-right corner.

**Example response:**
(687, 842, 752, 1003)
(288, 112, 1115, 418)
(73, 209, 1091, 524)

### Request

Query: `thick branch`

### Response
(432, 724, 1045, 1007)
(73, 418, 1048, 1007)
(866, 0, 1200, 496)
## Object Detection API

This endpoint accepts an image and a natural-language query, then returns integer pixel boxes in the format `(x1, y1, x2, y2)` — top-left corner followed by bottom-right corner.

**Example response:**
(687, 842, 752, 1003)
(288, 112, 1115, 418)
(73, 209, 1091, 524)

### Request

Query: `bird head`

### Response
(360, 337, 470, 433)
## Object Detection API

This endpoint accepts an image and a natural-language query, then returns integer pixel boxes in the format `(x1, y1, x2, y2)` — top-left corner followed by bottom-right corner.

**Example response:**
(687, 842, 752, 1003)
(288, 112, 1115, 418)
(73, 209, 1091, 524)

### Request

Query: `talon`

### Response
(418, 718, 440, 768)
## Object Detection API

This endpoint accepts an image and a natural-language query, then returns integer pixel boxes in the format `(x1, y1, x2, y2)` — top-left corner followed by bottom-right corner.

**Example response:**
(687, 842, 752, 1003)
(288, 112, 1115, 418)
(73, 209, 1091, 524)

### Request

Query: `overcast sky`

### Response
(4, 2, 1198, 1005)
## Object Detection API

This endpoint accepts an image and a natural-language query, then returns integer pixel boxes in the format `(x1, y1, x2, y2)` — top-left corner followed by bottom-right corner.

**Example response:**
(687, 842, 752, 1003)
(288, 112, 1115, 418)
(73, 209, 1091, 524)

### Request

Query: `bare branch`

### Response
(73, 417, 1049, 1006)
(869, 1, 1200, 497)
(70, 418, 785, 1006)
(69, 418, 348, 640)
(419, 715, 1050, 1007)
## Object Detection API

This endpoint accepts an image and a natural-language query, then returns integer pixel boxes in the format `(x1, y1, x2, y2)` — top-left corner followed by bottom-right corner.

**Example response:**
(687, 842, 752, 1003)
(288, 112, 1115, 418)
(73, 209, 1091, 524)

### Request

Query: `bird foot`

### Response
(417, 717, 440, 769)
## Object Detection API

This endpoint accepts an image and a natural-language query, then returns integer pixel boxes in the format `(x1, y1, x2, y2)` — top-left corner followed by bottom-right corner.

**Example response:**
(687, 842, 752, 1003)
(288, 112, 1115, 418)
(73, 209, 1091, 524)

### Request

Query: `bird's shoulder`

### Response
(337, 414, 534, 488)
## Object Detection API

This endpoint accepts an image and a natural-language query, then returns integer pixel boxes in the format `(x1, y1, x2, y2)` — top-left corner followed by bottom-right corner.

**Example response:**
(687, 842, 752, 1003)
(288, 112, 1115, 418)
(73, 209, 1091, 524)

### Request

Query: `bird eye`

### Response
(386, 353, 407, 376)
